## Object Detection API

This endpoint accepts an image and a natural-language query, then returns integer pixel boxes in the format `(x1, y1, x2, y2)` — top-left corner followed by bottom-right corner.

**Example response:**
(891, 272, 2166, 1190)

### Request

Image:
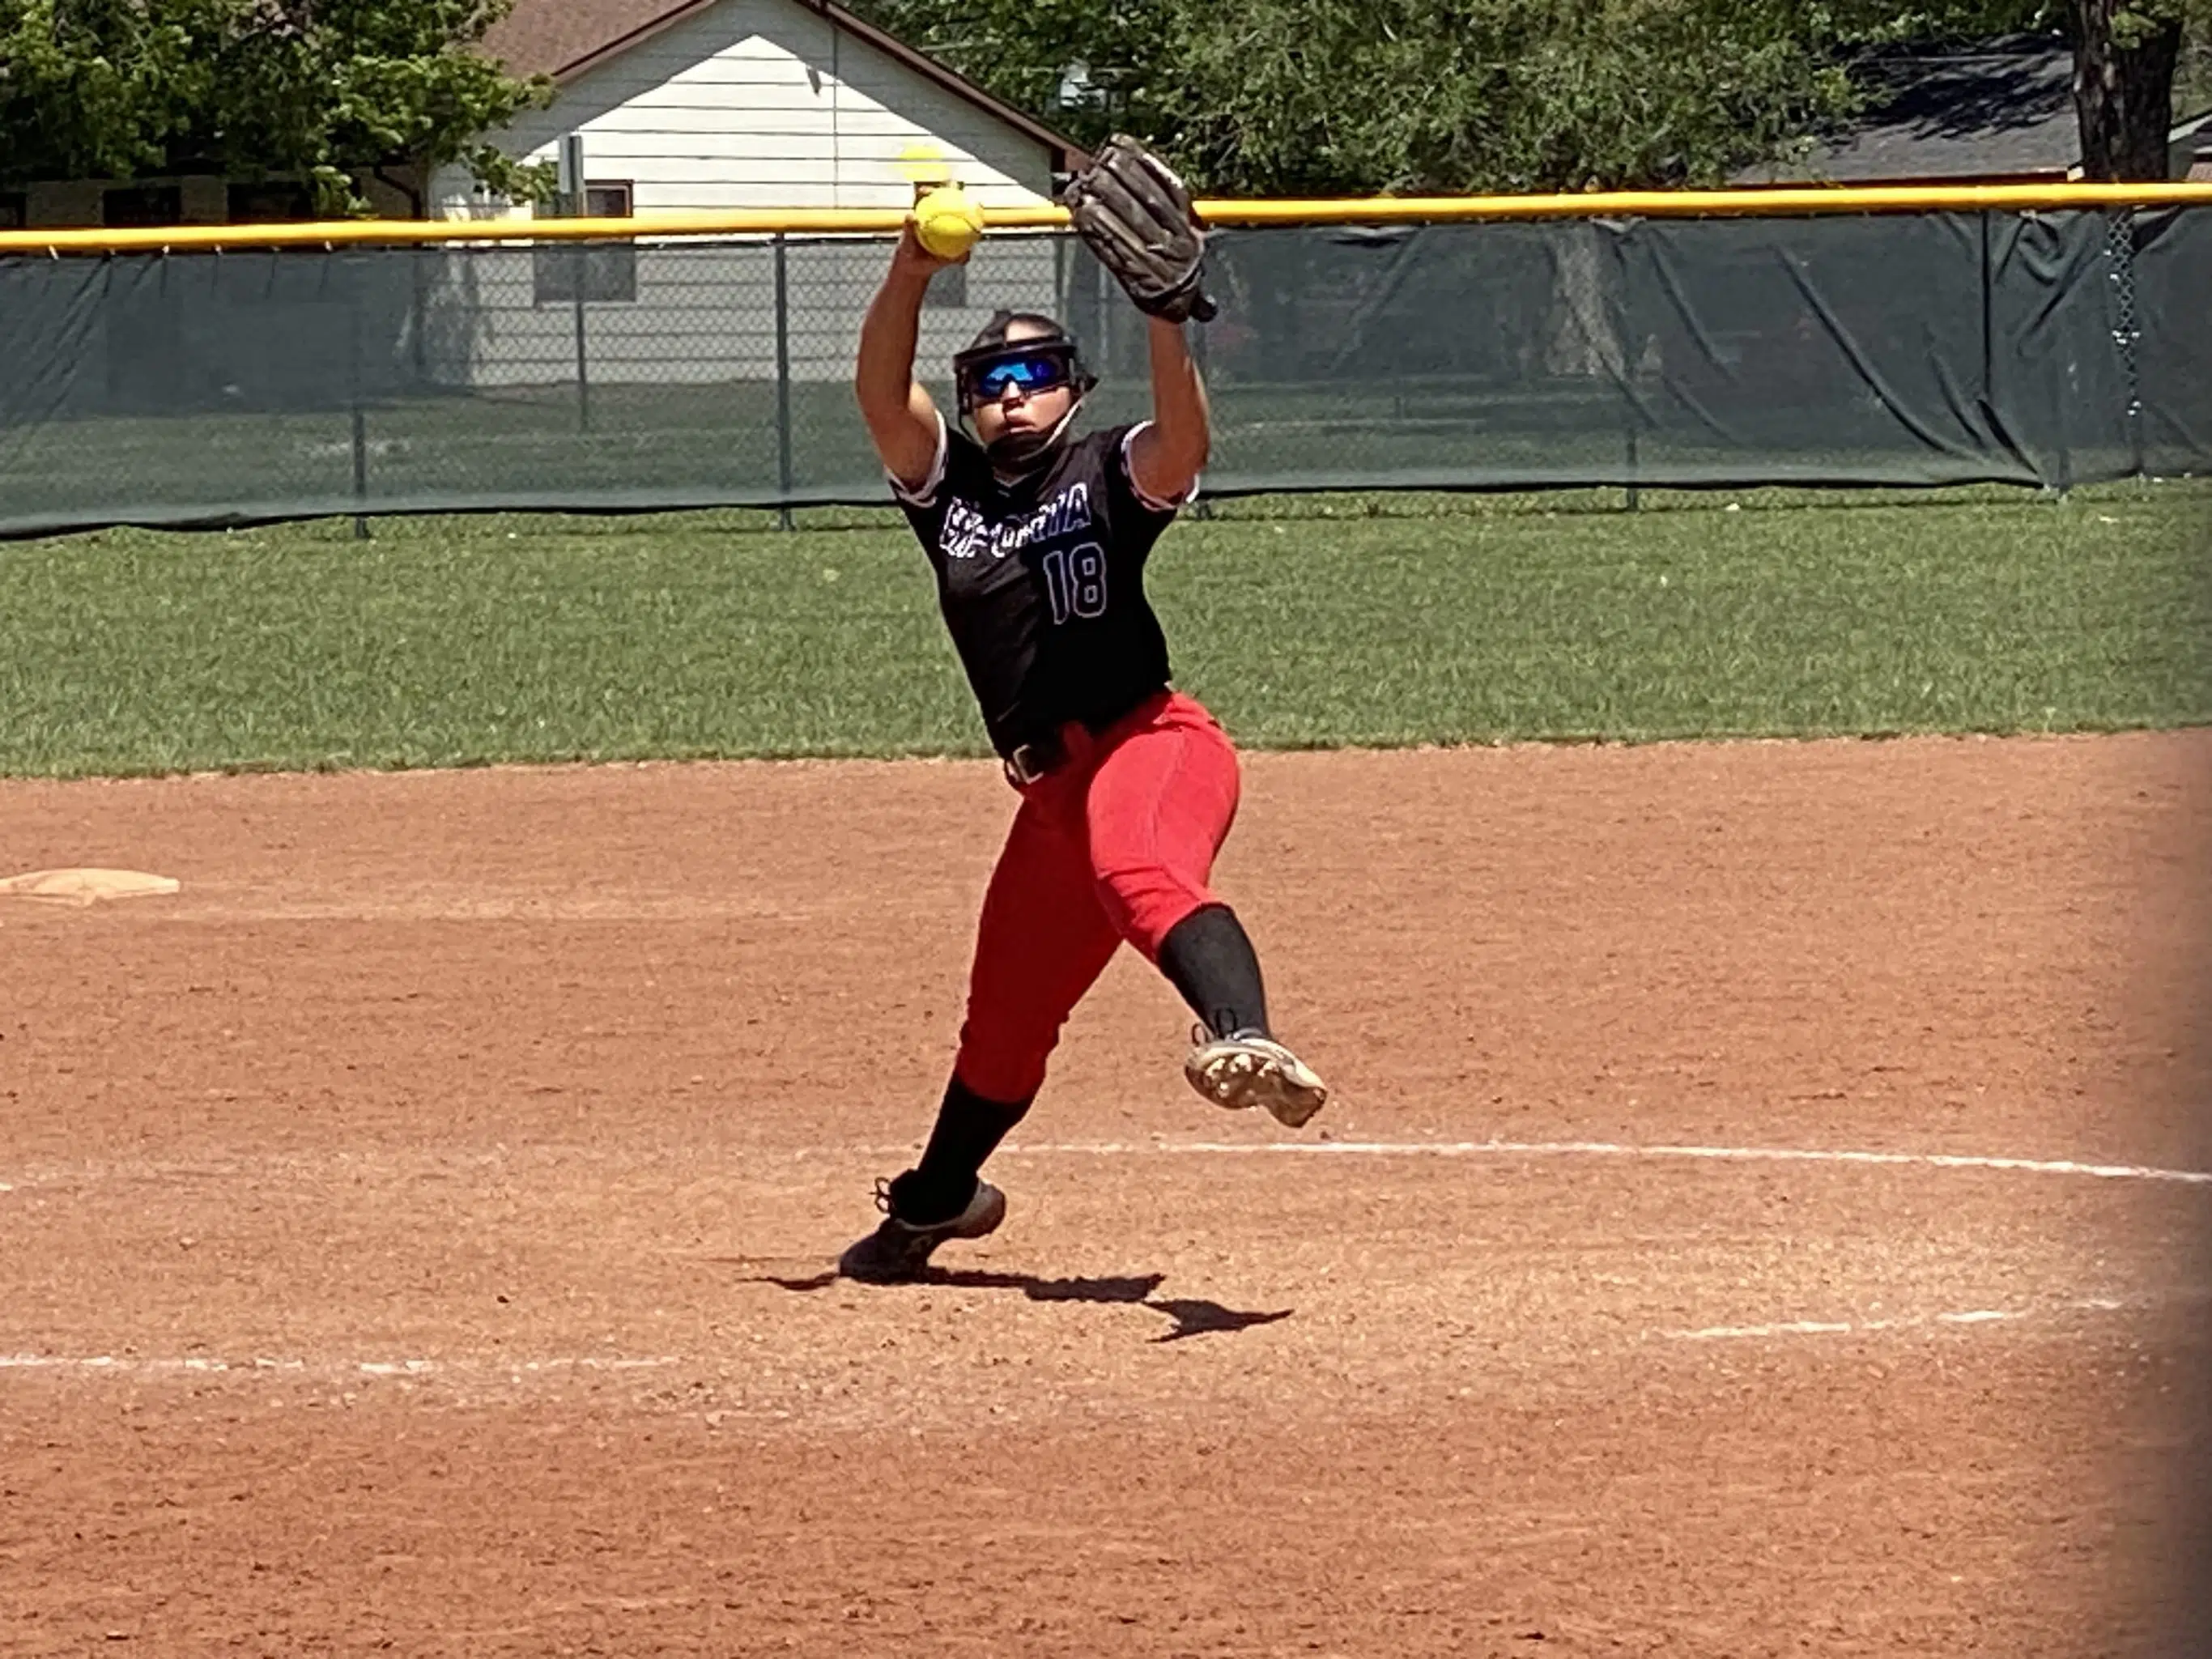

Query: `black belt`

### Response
(1000, 687, 1171, 787)
(1002, 729, 1073, 786)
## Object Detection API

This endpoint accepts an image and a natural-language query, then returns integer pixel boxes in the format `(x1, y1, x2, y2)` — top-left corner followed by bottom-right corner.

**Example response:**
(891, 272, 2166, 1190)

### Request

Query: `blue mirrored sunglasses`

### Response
(971, 354, 1071, 399)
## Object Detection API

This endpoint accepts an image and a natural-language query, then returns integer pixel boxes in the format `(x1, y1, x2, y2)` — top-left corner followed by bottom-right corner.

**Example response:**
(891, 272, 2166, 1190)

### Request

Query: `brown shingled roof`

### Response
(482, 0, 1087, 172)
(483, 0, 666, 78)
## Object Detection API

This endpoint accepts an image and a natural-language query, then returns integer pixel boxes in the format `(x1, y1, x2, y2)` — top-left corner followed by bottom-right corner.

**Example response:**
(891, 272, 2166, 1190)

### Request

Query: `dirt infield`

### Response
(4, 732, 2210, 1657)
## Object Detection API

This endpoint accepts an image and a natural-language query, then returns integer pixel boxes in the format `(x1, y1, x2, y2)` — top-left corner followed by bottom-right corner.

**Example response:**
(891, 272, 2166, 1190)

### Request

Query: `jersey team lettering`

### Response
(893, 424, 1175, 756)
(941, 481, 1095, 563)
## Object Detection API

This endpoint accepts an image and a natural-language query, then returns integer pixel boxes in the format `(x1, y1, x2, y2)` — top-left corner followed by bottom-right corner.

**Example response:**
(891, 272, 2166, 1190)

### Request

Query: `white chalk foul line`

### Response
(0, 1354, 678, 1378)
(1662, 1297, 2133, 1342)
(994, 1138, 2212, 1187)
(5, 1302, 2163, 1380)
(10, 1138, 2210, 1195)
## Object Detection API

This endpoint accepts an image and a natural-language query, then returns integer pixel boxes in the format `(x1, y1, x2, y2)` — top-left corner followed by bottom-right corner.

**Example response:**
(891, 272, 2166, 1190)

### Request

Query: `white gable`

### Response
(434, 0, 1058, 215)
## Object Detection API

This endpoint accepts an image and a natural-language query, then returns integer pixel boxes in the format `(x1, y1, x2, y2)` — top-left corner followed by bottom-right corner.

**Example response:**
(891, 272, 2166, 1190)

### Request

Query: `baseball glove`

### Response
(1061, 134, 1218, 325)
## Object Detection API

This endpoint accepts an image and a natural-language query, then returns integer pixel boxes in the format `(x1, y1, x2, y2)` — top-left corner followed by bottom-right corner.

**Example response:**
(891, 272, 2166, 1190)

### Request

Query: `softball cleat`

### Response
(838, 1174, 1006, 1284)
(1184, 1027, 1329, 1129)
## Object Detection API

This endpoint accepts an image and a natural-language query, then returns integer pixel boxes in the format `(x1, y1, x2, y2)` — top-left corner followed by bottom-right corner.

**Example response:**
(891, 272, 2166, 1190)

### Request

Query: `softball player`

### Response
(839, 138, 1327, 1283)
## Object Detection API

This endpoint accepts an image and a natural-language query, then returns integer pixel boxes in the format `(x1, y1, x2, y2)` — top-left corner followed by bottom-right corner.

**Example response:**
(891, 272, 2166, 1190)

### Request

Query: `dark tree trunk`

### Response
(2071, 0, 2184, 181)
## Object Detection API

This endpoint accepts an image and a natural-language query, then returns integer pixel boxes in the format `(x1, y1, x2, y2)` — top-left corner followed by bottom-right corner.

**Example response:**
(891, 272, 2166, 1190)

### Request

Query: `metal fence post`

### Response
(559, 132, 592, 436)
(351, 401, 370, 538)
(1978, 210, 1994, 417)
(347, 254, 370, 540)
(773, 232, 794, 530)
(410, 245, 428, 385)
(1605, 219, 1640, 510)
(572, 249, 591, 435)
(2110, 209, 2143, 480)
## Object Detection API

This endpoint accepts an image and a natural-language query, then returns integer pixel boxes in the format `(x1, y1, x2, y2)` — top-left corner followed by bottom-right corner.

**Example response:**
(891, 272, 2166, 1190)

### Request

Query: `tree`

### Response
(2068, 0, 2189, 177)
(1144, 0, 1863, 194)
(847, 0, 1158, 155)
(853, 0, 1865, 192)
(852, 0, 2209, 191)
(1823, 0, 2206, 179)
(0, 0, 219, 182)
(0, 0, 553, 211)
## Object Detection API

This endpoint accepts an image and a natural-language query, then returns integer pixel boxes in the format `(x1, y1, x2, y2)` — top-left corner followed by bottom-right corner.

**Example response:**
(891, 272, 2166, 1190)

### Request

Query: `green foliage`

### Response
(1146, 0, 1864, 194)
(2181, 11, 2212, 112)
(850, 0, 2212, 191)
(1822, 1, 2060, 42)
(846, 0, 1151, 153)
(2109, 0, 2201, 45)
(0, 0, 552, 210)
(0, 0, 218, 181)
(845, 0, 2007, 192)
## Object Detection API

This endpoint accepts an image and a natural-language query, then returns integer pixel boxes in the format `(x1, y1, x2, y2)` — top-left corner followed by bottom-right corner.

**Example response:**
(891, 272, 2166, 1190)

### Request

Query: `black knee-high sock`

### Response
(895, 1074, 1033, 1224)
(1156, 903, 1270, 1041)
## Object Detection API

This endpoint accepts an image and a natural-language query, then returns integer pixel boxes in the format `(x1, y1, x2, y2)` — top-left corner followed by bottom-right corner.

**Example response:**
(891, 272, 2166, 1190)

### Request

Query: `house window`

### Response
(583, 182, 632, 220)
(228, 180, 317, 223)
(0, 193, 24, 229)
(534, 181, 638, 305)
(104, 185, 183, 227)
(924, 261, 968, 308)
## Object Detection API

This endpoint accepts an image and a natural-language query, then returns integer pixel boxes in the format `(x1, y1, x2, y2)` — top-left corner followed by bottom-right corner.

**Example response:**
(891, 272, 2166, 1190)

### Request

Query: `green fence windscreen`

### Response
(0, 209, 2202, 535)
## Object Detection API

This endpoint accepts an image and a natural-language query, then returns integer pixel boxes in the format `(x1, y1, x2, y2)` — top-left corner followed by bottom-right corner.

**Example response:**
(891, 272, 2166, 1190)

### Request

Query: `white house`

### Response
(447, 0, 1084, 214)
(415, 0, 1091, 389)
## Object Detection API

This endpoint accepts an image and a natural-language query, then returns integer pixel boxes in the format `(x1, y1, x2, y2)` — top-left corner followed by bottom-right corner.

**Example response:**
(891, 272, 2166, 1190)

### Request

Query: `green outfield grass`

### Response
(1, 482, 2206, 778)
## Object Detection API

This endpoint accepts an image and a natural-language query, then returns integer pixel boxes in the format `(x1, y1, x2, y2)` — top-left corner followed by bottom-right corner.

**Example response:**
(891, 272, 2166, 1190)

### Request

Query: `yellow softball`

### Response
(912, 184, 984, 261)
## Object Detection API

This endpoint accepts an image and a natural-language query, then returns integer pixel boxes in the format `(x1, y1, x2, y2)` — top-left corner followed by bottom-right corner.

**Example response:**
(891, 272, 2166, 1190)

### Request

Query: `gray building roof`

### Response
(1740, 35, 2082, 185)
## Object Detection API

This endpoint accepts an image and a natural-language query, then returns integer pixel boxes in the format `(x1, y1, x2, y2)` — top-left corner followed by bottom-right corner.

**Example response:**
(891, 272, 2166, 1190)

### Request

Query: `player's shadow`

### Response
(754, 1267, 1292, 1342)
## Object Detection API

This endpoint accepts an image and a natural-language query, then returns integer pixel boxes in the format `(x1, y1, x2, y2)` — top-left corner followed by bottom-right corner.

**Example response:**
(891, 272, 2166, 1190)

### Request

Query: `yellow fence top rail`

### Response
(3, 180, 2210, 254)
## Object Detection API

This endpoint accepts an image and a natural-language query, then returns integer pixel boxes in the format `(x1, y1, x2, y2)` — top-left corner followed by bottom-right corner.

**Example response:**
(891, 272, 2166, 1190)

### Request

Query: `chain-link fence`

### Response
(0, 209, 2206, 536)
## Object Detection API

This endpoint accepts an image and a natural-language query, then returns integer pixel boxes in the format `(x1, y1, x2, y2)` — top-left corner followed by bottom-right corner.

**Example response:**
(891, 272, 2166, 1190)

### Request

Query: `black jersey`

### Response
(893, 417, 1185, 759)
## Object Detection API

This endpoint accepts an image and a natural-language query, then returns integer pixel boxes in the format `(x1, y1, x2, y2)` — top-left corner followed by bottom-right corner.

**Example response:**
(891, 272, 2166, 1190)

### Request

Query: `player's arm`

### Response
(1061, 135, 1212, 507)
(1128, 317, 1210, 506)
(855, 229, 951, 492)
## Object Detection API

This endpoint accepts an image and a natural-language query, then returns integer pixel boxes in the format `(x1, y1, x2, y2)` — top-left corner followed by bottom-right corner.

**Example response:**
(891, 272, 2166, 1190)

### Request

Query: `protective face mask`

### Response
(983, 400, 1083, 478)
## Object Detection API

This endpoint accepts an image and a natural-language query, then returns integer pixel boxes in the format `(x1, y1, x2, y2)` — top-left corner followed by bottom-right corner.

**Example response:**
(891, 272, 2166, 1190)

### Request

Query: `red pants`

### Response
(953, 690, 1240, 1104)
